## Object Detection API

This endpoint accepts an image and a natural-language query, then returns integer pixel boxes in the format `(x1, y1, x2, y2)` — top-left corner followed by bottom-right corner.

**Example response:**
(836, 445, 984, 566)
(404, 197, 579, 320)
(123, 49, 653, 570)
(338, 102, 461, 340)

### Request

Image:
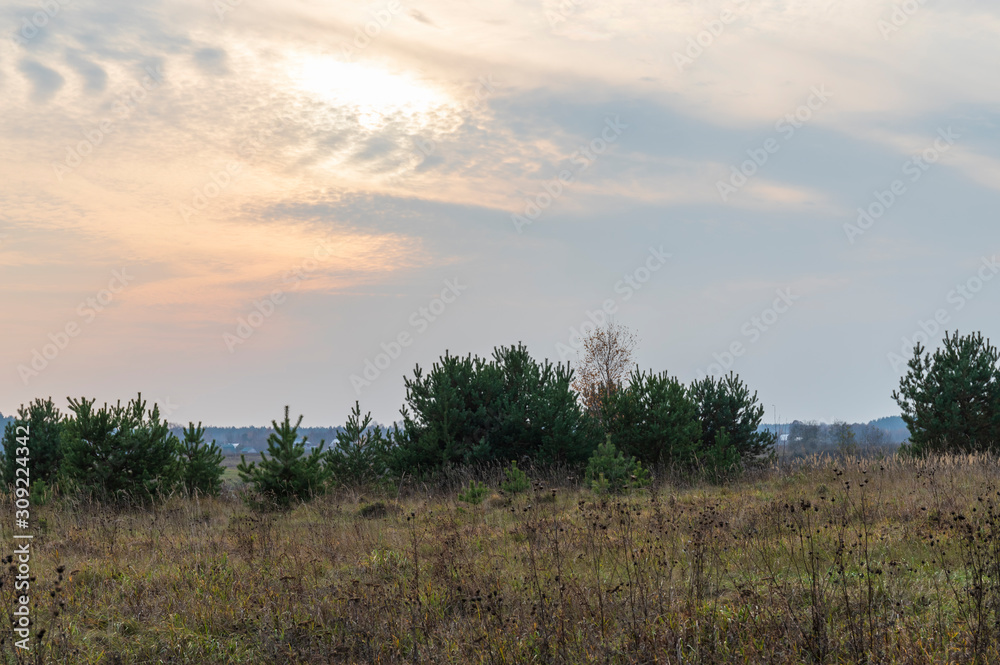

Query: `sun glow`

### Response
(294, 55, 455, 130)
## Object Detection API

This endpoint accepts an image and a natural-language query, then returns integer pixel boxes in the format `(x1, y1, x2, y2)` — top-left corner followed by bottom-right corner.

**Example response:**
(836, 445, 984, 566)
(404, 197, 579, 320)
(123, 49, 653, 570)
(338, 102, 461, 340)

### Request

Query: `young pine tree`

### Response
(326, 401, 391, 484)
(237, 406, 329, 507)
(585, 438, 650, 494)
(392, 344, 601, 473)
(1, 397, 65, 489)
(689, 371, 776, 471)
(604, 368, 701, 466)
(61, 394, 179, 504)
(177, 422, 225, 496)
(893, 330, 1000, 454)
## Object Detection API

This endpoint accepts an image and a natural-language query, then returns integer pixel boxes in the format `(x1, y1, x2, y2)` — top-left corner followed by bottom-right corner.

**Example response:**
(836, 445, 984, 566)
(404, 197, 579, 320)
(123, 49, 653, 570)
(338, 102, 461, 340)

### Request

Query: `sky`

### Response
(1, 0, 998, 427)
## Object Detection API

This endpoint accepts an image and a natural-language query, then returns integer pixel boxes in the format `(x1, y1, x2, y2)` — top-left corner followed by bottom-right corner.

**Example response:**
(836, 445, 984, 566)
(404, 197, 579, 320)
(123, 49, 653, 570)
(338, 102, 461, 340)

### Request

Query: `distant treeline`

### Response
(759, 417, 909, 456)
(0, 413, 355, 454)
(3, 411, 909, 455)
(171, 418, 910, 455)
(166, 425, 350, 453)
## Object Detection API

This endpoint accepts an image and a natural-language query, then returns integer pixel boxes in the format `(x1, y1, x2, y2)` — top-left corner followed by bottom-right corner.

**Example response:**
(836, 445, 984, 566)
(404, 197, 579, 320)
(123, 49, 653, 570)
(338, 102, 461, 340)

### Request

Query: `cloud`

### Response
(2, 0, 1000, 425)
(64, 50, 107, 93)
(192, 47, 228, 75)
(408, 9, 437, 27)
(18, 58, 64, 102)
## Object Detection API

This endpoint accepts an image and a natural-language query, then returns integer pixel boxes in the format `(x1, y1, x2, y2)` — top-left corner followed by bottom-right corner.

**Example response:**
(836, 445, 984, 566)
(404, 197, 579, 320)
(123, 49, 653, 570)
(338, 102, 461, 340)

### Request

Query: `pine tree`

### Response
(237, 406, 329, 507)
(893, 331, 1000, 454)
(1, 397, 65, 488)
(689, 372, 776, 470)
(326, 402, 390, 484)
(604, 368, 702, 466)
(177, 422, 225, 496)
(392, 344, 601, 473)
(61, 394, 179, 504)
(585, 439, 650, 494)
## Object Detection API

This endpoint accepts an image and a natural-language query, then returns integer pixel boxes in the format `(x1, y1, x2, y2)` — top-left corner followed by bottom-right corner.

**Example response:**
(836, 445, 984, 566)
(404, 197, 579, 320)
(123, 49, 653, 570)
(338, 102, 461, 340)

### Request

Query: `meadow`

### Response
(6, 453, 1000, 664)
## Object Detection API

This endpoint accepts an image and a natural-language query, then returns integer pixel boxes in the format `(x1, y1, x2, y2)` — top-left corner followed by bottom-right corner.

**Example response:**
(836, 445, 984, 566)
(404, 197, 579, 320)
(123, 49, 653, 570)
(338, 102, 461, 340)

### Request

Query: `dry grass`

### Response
(5, 453, 1000, 663)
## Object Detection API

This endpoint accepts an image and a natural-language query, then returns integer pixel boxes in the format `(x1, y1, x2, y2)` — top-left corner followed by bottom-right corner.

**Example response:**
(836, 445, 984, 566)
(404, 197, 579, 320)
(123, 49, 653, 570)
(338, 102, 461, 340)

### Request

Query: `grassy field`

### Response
(220, 455, 247, 483)
(6, 454, 1000, 664)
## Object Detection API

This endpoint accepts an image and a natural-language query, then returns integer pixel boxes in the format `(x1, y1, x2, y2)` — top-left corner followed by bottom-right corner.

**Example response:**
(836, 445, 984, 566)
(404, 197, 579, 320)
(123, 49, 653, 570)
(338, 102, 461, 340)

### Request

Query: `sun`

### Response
(293, 55, 455, 130)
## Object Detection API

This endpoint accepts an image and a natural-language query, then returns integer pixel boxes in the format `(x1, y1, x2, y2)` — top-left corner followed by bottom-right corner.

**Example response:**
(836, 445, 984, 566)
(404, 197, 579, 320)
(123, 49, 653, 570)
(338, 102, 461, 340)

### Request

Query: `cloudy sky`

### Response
(1, 0, 998, 427)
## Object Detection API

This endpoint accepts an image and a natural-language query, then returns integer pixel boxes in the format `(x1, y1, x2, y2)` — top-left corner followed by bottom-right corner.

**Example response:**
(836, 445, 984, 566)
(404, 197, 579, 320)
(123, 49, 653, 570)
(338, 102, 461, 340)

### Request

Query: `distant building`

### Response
(240, 447, 257, 455)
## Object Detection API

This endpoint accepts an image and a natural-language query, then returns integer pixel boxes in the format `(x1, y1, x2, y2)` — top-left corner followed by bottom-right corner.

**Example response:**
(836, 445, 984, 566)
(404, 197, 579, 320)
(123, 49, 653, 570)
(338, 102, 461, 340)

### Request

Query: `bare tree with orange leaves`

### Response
(572, 321, 638, 423)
